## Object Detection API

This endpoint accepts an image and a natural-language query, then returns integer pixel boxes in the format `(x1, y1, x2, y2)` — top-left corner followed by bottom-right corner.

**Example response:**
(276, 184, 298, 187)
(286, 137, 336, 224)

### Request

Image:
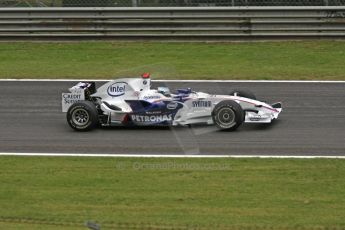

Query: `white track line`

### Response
(0, 153, 345, 159)
(0, 79, 344, 83)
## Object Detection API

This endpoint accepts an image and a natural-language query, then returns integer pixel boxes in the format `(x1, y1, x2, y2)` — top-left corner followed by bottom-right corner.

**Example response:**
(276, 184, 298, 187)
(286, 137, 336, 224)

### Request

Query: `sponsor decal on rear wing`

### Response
(62, 89, 85, 112)
(62, 82, 97, 112)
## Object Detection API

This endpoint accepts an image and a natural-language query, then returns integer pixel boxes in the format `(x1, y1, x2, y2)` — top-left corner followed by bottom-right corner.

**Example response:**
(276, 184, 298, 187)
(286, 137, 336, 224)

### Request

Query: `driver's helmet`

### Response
(157, 87, 171, 97)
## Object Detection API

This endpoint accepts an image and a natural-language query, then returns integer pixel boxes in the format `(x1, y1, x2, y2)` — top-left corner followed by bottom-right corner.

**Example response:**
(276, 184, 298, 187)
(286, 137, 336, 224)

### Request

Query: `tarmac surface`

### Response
(0, 80, 344, 156)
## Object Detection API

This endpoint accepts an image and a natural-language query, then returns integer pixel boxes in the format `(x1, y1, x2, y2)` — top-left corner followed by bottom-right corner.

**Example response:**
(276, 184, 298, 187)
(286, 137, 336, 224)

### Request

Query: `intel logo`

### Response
(107, 82, 127, 97)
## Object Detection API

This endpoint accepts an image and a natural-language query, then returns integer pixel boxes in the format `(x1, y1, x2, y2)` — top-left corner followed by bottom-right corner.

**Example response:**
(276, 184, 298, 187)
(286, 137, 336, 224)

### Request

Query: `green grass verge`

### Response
(0, 41, 344, 80)
(0, 156, 345, 230)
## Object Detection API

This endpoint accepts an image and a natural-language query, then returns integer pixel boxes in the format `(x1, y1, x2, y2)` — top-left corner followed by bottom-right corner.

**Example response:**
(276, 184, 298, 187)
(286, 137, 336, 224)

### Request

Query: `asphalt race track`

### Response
(0, 81, 344, 156)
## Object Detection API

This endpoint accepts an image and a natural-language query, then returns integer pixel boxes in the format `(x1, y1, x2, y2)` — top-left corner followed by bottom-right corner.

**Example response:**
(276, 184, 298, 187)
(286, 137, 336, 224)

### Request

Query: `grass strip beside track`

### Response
(0, 156, 344, 230)
(0, 41, 344, 80)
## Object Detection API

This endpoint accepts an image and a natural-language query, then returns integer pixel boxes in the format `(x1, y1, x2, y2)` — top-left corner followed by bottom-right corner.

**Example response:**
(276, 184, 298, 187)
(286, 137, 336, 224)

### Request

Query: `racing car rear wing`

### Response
(62, 82, 96, 112)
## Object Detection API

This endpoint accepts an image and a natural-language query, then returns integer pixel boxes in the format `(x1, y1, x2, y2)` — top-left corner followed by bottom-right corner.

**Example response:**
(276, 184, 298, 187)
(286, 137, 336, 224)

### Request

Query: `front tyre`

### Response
(212, 100, 244, 131)
(67, 101, 99, 131)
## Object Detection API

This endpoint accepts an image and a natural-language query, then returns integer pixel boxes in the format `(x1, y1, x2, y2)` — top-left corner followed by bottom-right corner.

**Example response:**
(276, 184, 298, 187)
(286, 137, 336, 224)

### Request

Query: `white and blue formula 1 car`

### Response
(62, 74, 282, 131)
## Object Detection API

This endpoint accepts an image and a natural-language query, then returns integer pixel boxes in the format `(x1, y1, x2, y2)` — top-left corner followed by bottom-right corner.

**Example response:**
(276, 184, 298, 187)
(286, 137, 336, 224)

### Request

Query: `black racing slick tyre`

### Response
(212, 100, 244, 131)
(229, 89, 256, 100)
(67, 101, 99, 131)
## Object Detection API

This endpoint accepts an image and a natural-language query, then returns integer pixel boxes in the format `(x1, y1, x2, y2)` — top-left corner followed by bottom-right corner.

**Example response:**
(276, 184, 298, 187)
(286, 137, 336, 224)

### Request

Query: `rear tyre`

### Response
(229, 89, 256, 100)
(212, 100, 244, 131)
(67, 101, 99, 131)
